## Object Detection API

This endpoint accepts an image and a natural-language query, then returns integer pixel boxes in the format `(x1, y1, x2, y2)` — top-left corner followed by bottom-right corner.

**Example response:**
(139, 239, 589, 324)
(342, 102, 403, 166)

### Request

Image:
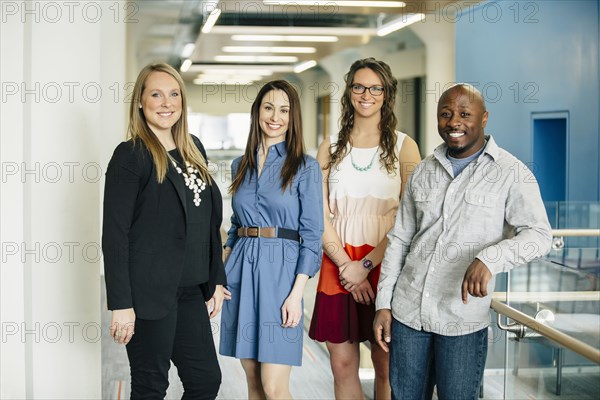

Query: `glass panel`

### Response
(496, 258, 600, 399)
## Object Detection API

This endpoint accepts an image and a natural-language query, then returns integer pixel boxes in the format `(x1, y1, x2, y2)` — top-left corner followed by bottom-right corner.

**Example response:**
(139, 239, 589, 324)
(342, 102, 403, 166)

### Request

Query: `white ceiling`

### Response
(130, 0, 462, 82)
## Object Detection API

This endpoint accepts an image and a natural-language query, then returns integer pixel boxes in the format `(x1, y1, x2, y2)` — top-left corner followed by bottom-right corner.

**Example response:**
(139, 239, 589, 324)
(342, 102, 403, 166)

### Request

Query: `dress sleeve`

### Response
(102, 142, 142, 311)
(295, 157, 324, 277)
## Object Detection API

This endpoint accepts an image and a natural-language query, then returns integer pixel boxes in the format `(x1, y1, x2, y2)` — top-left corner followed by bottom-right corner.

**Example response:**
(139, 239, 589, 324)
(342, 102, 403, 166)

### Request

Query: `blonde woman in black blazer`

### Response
(102, 63, 228, 399)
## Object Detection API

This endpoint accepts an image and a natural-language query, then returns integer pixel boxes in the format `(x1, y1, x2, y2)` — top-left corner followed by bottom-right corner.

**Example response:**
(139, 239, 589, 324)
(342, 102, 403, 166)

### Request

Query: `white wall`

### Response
(410, 18, 456, 154)
(1, 1, 126, 398)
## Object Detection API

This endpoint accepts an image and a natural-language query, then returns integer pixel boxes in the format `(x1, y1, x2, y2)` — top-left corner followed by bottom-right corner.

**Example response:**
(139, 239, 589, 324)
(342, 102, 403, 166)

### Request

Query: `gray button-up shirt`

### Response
(376, 136, 552, 336)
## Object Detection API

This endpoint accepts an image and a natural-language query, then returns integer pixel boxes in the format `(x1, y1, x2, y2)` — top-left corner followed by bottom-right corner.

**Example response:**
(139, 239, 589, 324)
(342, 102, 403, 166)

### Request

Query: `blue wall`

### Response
(455, 0, 599, 201)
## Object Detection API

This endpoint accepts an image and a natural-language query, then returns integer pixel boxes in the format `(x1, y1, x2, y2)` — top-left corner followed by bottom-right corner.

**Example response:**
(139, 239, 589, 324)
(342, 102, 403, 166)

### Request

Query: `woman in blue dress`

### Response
(220, 80, 324, 398)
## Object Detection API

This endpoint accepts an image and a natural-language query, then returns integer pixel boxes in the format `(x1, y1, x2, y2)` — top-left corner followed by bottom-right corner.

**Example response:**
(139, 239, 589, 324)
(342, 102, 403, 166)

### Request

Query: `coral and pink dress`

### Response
(309, 132, 406, 343)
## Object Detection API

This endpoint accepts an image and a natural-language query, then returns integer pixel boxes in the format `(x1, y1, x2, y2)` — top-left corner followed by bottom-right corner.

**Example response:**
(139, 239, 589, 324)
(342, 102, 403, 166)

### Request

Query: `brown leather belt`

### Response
(237, 226, 301, 242)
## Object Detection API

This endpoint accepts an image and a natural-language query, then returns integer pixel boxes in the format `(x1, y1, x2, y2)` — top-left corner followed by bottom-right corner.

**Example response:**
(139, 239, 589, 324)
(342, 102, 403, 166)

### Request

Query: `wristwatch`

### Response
(362, 258, 373, 270)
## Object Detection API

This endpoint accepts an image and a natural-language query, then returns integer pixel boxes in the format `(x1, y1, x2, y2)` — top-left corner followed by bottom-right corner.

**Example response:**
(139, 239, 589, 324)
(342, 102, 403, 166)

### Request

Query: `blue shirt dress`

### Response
(219, 141, 324, 366)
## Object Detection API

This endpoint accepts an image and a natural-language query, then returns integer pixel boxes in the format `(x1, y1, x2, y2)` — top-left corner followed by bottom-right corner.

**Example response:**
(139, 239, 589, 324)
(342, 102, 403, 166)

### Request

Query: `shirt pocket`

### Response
(461, 190, 500, 233)
(413, 189, 439, 228)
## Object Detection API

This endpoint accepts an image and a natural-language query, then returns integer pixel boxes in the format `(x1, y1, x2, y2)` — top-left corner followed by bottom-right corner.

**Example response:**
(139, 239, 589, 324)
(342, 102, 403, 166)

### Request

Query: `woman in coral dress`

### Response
(309, 58, 421, 399)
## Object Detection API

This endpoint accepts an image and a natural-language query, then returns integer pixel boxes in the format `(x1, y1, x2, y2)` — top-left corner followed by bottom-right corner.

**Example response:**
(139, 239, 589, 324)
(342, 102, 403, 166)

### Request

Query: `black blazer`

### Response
(102, 136, 226, 320)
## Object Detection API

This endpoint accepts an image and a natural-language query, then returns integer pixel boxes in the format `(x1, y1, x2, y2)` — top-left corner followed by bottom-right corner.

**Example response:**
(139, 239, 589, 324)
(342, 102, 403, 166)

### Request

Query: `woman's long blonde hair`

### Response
(128, 63, 211, 184)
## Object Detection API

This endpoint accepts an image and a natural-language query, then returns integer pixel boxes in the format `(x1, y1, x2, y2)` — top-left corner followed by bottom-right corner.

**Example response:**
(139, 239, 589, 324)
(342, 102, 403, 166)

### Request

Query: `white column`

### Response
(409, 18, 456, 154)
(319, 51, 362, 138)
(1, 1, 126, 398)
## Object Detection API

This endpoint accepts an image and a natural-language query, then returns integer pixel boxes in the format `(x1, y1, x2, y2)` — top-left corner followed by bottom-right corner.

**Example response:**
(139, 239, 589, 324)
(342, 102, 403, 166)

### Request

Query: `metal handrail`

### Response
(493, 291, 600, 302)
(491, 299, 600, 364)
(552, 229, 600, 237)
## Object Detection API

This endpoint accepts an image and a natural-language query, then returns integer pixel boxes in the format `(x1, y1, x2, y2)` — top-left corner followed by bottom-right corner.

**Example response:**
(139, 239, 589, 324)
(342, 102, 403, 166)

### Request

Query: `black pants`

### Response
(126, 285, 221, 400)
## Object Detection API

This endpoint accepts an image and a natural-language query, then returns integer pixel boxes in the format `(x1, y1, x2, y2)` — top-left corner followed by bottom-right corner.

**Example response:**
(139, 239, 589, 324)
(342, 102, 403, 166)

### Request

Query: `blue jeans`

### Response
(390, 318, 488, 400)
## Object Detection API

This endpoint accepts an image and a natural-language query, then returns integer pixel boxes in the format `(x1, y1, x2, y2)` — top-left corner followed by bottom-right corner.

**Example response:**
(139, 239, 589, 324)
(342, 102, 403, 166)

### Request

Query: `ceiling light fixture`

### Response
(197, 74, 265, 81)
(180, 59, 192, 72)
(377, 13, 425, 36)
(189, 64, 296, 73)
(231, 34, 338, 42)
(263, 1, 405, 7)
(181, 43, 196, 58)
(214, 55, 299, 63)
(294, 60, 317, 73)
(193, 78, 256, 85)
(212, 26, 376, 36)
(222, 46, 317, 54)
(201, 8, 221, 33)
(198, 69, 274, 77)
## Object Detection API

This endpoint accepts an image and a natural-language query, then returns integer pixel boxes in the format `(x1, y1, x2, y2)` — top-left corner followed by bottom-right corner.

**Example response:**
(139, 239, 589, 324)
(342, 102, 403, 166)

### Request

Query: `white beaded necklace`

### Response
(171, 159, 207, 207)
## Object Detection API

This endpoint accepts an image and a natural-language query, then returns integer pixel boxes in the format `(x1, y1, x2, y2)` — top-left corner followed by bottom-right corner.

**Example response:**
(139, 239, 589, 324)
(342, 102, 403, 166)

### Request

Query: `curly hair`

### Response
(329, 58, 398, 174)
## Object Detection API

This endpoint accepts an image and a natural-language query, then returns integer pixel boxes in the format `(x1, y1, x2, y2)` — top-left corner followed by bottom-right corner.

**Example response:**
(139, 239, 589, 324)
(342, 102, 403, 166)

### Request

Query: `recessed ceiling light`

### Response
(193, 78, 256, 85)
(222, 46, 317, 54)
(263, 1, 405, 7)
(377, 13, 425, 36)
(294, 60, 317, 73)
(198, 69, 274, 77)
(180, 59, 192, 72)
(197, 74, 266, 81)
(181, 43, 196, 58)
(201, 8, 221, 33)
(231, 35, 338, 42)
(189, 64, 296, 73)
(214, 55, 299, 63)
(211, 26, 376, 36)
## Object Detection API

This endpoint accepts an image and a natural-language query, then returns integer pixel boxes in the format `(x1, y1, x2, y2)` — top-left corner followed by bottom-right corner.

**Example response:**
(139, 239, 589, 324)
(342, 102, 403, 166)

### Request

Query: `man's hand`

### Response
(373, 309, 392, 352)
(350, 280, 375, 305)
(461, 258, 492, 304)
(339, 260, 370, 290)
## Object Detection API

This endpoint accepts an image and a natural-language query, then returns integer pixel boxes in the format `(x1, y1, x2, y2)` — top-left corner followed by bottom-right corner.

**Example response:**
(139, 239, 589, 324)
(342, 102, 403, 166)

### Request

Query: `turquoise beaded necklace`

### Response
(350, 147, 379, 172)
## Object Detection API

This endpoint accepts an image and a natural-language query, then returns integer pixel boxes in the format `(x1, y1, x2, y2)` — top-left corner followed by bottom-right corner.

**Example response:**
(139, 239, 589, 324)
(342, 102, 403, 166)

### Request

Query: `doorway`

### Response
(532, 112, 569, 202)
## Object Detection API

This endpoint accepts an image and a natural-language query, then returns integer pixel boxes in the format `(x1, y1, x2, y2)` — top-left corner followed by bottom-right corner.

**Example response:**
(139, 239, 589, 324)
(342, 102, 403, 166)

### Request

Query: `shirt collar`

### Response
(434, 134, 498, 164)
(272, 140, 287, 157)
(256, 140, 287, 158)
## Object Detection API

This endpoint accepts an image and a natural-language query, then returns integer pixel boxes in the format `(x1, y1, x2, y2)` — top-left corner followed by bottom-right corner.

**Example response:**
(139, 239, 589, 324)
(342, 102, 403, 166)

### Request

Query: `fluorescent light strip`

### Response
(180, 59, 192, 72)
(181, 43, 196, 58)
(197, 74, 265, 81)
(197, 69, 274, 77)
(264, 1, 405, 7)
(193, 78, 256, 85)
(212, 26, 376, 36)
(377, 13, 425, 36)
(201, 8, 221, 33)
(189, 64, 296, 73)
(231, 34, 338, 42)
(222, 46, 316, 54)
(214, 55, 299, 63)
(294, 60, 317, 73)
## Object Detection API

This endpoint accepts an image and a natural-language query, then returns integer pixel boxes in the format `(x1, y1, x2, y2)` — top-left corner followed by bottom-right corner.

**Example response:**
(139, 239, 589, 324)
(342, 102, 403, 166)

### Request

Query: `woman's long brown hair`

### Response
(230, 80, 305, 194)
(329, 58, 399, 174)
(128, 63, 211, 184)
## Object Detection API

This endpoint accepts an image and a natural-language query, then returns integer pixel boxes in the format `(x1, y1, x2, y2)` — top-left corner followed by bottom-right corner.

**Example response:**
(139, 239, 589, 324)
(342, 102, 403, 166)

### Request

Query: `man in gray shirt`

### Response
(372, 83, 553, 399)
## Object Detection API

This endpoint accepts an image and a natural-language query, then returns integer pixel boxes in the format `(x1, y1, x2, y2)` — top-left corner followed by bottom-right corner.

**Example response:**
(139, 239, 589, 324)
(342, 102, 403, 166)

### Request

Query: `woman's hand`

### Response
(222, 246, 232, 264)
(206, 284, 227, 319)
(110, 308, 136, 345)
(339, 260, 370, 291)
(350, 280, 375, 305)
(281, 292, 303, 328)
